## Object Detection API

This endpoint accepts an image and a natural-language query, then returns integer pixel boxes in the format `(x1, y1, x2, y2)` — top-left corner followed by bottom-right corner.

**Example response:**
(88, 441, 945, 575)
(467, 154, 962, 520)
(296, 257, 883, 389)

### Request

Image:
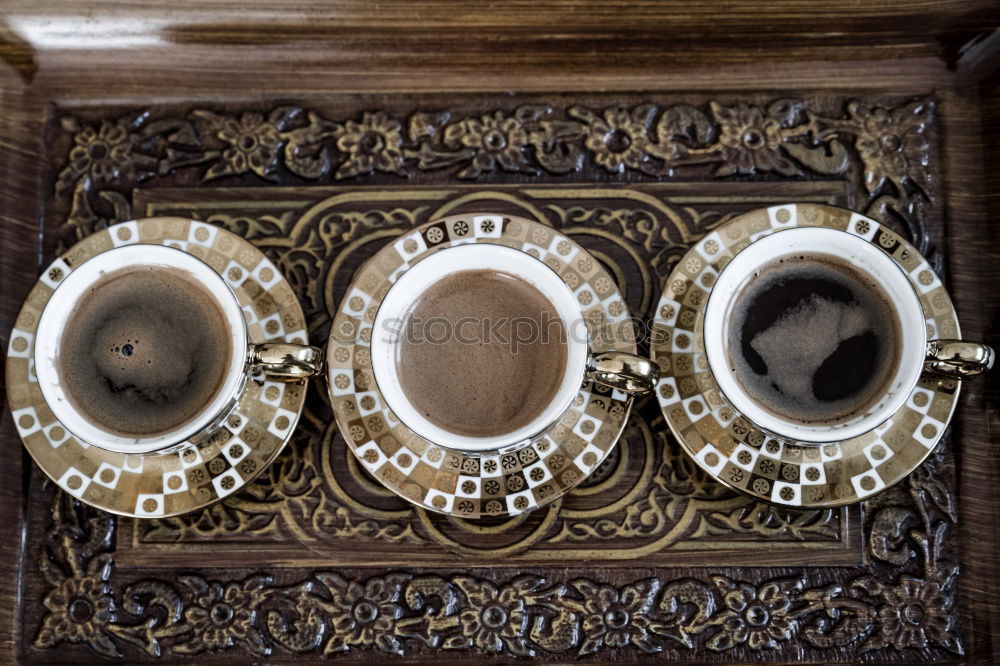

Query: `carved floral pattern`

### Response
(33, 95, 958, 661)
(572, 105, 657, 174)
(573, 579, 661, 654)
(443, 110, 532, 177)
(61, 121, 137, 188)
(709, 101, 805, 176)
(335, 111, 406, 179)
(54, 97, 934, 245)
(872, 575, 956, 651)
(174, 576, 270, 655)
(705, 576, 801, 650)
(452, 577, 534, 654)
(197, 111, 283, 181)
(847, 99, 933, 194)
(32, 442, 962, 660)
(35, 570, 117, 656)
(320, 574, 406, 655)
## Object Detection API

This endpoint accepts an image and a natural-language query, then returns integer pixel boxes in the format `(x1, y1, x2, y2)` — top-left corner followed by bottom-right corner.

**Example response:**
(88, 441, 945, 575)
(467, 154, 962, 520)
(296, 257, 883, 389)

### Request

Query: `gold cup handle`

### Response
(247, 342, 325, 381)
(587, 351, 661, 394)
(924, 339, 995, 379)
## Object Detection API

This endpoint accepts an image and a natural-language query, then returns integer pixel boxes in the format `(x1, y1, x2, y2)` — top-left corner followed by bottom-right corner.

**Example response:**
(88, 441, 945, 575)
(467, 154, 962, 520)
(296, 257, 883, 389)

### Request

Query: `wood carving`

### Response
(24, 94, 961, 661)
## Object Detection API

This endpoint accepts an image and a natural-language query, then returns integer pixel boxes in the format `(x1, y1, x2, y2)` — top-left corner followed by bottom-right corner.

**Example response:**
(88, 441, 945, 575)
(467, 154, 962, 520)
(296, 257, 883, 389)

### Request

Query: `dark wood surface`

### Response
(1, 4, 998, 663)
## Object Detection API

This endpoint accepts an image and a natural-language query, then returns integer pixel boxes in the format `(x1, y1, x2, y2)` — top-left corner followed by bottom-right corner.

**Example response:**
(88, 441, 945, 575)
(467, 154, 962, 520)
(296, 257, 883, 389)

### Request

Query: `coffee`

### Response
(58, 265, 233, 437)
(726, 254, 901, 427)
(396, 269, 568, 438)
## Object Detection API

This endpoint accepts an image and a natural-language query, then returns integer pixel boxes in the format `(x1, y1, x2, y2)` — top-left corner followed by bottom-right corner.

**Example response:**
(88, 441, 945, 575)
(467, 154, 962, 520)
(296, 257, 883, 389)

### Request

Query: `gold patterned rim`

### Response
(328, 213, 636, 518)
(5, 217, 310, 518)
(651, 203, 961, 507)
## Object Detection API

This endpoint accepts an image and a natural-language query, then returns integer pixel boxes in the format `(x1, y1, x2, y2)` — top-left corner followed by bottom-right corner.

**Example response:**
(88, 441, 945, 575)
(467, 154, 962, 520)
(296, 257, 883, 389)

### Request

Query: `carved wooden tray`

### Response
(2, 84, 996, 663)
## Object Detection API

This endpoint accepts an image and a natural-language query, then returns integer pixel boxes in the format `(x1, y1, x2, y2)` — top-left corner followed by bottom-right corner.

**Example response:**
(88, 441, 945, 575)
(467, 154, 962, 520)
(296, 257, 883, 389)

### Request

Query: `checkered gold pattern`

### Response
(328, 213, 636, 518)
(5, 218, 309, 517)
(651, 204, 960, 507)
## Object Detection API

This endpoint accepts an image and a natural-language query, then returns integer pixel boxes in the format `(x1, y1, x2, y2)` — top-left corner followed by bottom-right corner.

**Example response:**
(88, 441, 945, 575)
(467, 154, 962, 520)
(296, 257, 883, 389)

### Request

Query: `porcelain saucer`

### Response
(6, 218, 310, 518)
(650, 204, 960, 507)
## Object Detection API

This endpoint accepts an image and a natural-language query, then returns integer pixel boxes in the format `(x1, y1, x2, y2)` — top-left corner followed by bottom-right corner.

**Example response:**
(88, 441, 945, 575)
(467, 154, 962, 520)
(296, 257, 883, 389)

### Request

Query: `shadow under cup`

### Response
(371, 244, 590, 453)
(704, 227, 928, 444)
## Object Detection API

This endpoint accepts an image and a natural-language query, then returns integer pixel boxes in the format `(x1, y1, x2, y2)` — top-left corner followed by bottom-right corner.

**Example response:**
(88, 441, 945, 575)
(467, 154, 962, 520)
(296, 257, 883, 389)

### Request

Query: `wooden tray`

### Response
(2, 3, 998, 663)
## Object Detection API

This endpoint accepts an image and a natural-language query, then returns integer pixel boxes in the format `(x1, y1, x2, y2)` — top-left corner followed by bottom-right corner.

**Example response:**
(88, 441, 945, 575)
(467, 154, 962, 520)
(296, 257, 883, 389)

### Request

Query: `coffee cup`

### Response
(704, 226, 993, 444)
(33, 244, 324, 454)
(371, 243, 659, 452)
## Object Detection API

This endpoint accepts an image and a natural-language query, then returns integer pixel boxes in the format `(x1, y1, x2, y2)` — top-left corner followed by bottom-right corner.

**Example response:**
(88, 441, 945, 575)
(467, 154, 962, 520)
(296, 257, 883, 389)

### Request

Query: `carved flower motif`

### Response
(323, 574, 404, 655)
(874, 575, 955, 651)
(706, 576, 800, 651)
(335, 111, 406, 179)
(710, 102, 801, 176)
(175, 576, 269, 655)
(61, 121, 136, 190)
(576, 106, 653, 173)
(574, 579, 661, 654)
(453, 577, 531, 653)
(35, 571, 117, 657)
(445, 111, 531, 177)
(848, 100, 931, 194)
(207, 113, 282, 181)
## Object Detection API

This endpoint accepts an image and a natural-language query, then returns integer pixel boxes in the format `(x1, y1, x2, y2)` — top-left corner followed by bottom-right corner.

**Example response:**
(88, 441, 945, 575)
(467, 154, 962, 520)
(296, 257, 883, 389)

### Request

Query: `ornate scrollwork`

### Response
(33, 442, 961, 658)
(32, 94, 957, 660)
(55, 97, 935, 257)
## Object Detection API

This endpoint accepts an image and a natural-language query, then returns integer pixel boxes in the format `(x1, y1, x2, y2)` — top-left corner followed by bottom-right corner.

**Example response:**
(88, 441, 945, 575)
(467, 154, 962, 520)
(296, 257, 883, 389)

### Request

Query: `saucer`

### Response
(329, 213, 636, 518)
(6, 218, 310, 518)
(650, 204, 960, 507)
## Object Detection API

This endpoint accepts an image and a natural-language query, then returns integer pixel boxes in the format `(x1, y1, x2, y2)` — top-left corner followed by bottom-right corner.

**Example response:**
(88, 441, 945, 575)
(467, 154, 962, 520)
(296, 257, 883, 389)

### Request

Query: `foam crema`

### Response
(726, 254, 902, 427)
(396, 269, 569, 438)
(57, 265, 233, 437)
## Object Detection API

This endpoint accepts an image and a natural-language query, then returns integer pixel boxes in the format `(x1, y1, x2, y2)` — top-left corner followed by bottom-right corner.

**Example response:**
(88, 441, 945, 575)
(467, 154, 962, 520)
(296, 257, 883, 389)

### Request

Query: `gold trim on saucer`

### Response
(650, 203, 960, 507)
(5, 217, 310, 518)
(328, 213, 636, 518)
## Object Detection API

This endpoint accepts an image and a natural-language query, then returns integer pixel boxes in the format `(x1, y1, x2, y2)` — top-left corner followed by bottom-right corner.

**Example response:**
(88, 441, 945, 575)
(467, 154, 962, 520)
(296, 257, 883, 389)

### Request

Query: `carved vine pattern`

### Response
(31, 96, 962, 660)
(56, 98, 937, 263)
(34, 445, 961, 659)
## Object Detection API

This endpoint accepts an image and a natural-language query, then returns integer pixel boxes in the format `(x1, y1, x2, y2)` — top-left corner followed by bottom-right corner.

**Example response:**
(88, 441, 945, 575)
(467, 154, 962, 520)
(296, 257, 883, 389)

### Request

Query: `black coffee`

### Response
(397, 270, 568, 438)
(58, 266, 233, 437)
(727, 254, 901, 426)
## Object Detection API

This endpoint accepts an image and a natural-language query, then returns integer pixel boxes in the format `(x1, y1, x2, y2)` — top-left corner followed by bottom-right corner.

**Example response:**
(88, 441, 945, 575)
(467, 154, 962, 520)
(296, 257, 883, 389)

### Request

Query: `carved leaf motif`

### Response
(408, 110, 451, 143)
(783, 139, 850, 175)
(651, 104, 715, 161)
(910, 465, 958, 523)
(266, 602, 326, 653)
(281, 111, 340, 179)
(107, 581, 185, 657)
(529, 119, 586, 174)
(870, 507, 917, 565)
(650, 578, 717, 647)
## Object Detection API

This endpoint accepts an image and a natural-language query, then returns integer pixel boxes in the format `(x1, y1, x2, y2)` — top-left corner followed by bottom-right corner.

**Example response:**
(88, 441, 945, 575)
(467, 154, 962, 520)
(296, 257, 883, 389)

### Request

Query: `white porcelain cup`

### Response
(704, 226, 993, 444)
(34, 244, 324, 454)
(371, 243, 658, 453)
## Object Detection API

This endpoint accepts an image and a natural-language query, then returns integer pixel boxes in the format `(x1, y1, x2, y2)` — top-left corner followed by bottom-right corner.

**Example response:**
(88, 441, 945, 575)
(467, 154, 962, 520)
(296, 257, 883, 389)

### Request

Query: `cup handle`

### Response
(924, 339, 995, 379)
(586, 351, 660, 394)
(247, 343, 325, 381)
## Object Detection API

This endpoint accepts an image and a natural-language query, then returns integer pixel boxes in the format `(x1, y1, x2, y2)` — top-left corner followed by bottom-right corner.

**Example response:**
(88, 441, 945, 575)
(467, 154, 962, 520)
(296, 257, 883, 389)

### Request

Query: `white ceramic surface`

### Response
(703, 226, 926, 444)
(34, 244, 248, 454)
(371, 243, 589, 452)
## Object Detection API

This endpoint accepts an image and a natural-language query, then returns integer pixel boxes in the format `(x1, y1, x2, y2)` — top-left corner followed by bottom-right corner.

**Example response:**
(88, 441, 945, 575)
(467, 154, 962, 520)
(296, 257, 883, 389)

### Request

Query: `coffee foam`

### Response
(396, 269, 569, 439)
(58, 265, 233, 437)
(727, 255, 901, 427)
